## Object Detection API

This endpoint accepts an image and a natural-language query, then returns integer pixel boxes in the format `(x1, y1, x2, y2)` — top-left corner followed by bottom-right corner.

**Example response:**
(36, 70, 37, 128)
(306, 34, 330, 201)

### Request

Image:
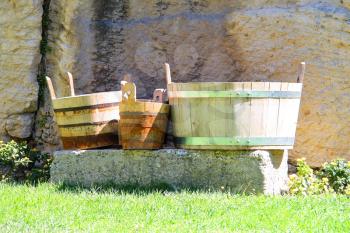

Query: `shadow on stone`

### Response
(56, 181, 175, 195)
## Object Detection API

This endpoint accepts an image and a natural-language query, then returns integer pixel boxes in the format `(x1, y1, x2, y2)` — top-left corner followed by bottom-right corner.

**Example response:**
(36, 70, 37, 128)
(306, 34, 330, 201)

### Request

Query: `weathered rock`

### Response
(51, 149, 289, 195)
(5, 114, 34, 139)
(0, 0, 42, 140)
(33, 98, 61, 153)
(46, 0, 350, 166)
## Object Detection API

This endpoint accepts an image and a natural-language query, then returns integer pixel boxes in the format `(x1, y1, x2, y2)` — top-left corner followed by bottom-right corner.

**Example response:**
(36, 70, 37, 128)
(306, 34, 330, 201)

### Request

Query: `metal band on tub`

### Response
(174, 137, 295, 146)
(168, 91, 301, 99)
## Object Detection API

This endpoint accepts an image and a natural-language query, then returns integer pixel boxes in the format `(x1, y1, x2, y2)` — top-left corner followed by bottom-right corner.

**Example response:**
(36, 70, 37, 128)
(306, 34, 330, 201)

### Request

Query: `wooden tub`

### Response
(46, 73, 121, 149)
(119, 81, 169, 149)
(165, 63, 305, 150)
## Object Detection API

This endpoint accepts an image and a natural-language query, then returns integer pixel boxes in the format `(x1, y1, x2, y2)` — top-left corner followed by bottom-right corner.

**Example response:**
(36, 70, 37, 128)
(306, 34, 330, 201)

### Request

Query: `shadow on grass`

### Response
(1, 179, 256, 195)
(55, 181, 252, 195)
(56, 181, 177, 195)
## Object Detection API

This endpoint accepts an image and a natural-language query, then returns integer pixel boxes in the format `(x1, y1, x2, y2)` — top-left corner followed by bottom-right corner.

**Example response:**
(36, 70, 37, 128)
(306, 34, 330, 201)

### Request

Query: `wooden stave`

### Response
(61, 133, 118, 150)
(120, 124, 167, 139)
(168, 82, 302, 149)
(119, 101, 169, 114)
(175, 145, 293, 150)
(52, 91, 122, 110)
(54, 106, 120, 127)
(119, 114, 168, 149)
(51, 92, 121, 149)
(168, 82, 302, 91)
(119, 114, 168, 128)
(119, 101, 169, 149)
(57, 121, 118, 137)
(57, 121, 119, 149)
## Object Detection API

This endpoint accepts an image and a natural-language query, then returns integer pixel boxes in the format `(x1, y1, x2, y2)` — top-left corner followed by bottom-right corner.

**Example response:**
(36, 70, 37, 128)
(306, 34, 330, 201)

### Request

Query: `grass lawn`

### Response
(0, 183, 349, 233)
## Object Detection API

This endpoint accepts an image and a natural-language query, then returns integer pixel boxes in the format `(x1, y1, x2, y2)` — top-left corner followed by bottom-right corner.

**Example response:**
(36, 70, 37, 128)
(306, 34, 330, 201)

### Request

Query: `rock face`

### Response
(51, 149, 289, 195)
(5, 114, 35, 139)
(46, 0, 350, 166)
(0, 0, 42, 140)
(34, 102, 61, 152)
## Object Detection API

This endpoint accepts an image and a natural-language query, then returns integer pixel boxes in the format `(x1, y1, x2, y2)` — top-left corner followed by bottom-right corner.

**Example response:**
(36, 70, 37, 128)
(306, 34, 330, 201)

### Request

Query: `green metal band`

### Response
(174, 137, 295, 146)
(168, 91, 301, 99)
(119, 112, 168, 116)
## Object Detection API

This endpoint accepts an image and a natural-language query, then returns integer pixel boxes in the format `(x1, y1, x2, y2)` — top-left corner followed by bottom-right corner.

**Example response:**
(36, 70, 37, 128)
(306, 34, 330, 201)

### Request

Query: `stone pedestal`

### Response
(51, 149, 288, 195)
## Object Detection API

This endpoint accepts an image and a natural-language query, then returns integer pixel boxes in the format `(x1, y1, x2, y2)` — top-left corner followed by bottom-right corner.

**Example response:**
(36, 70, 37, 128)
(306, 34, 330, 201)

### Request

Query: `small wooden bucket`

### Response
(119, 81, 169, 149)
(46, 73, 121, 149)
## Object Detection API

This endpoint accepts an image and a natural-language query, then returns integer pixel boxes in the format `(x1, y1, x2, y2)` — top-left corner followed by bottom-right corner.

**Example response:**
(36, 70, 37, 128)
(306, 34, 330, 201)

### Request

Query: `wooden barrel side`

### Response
(119, 101, 169, 149)
(168, 82, 302, 150)
(61, 134, 118, 150)
(52, 91, 121, 149)
(52, 91, 121, 109)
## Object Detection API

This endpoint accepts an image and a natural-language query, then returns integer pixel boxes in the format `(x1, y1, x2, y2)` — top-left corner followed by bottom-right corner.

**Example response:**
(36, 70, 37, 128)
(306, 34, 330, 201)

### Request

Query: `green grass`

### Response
(0, 183, 349, 233)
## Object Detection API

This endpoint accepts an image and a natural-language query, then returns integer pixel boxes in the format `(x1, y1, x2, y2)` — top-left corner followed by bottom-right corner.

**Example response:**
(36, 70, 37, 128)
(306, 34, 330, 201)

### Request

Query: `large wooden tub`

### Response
(165, 63, 304, 150)
(46, 73, 121, 149)
(119, 81, 169, 149)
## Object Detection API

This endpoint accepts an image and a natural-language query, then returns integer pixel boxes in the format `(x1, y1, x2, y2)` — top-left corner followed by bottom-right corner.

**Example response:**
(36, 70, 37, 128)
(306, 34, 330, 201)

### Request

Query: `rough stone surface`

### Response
(34, 100, 61, 153)
(51, 149, 288, 195)
(46, 0, 350, 166)
(5, 114, 35, 139)
(0, 0, 42, 140)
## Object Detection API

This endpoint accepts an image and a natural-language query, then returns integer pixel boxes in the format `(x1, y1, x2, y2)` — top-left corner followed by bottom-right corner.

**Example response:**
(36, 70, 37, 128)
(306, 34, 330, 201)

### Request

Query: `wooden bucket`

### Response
(119, 81, 169, 149)
(165, 62, 305, 150)
(46, 73, 121, 149)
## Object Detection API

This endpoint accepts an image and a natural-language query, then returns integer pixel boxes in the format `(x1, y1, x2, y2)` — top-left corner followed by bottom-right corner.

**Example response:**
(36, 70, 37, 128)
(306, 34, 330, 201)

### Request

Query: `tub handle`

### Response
(67, 72, 75, 96)
(153, 89, 167, 103)
(164, 63, 172, 85)
(121, 78, 136, 103)
(297, 62, 306, 83)
(45, 76, 56, 100)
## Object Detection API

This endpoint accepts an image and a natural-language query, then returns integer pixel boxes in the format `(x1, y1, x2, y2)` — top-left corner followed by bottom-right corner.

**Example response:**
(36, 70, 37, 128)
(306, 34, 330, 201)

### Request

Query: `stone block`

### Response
(51, 149, 288, 195)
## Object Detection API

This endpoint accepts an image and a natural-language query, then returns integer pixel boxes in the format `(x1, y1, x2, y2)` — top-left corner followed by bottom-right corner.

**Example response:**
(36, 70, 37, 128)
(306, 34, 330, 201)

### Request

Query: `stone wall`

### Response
(45, 0, 350, 166)
(0, 0, 42, 140)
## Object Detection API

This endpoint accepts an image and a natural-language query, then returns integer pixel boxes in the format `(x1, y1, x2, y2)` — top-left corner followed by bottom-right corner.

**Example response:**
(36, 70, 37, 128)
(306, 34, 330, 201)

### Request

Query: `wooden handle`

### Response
(164, 63, 172, 85)
(297, 62, 306, 83)
(121, 81, 136, 102)
(123, 73, 133, 83)
(67, 72, 75, 96)
(45, 76, 56, 100)
(153, 89, 167, 103)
